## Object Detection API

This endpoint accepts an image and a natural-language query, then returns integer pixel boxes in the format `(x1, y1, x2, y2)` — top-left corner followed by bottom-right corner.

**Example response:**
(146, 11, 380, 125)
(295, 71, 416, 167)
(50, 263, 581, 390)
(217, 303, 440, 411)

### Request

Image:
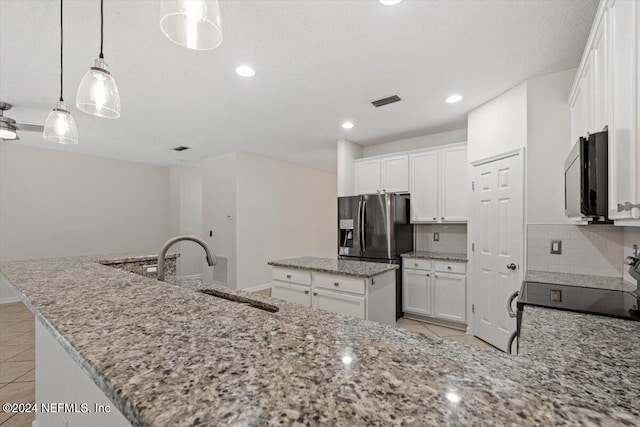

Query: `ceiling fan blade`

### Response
(14, 123, 44, 132)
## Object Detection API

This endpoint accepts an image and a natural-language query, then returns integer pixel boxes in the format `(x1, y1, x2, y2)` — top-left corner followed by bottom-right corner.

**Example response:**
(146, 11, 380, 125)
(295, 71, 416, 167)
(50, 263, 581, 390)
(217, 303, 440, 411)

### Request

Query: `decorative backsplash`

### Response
(415, 224, 467, 254)
(527, 224, 624, 277)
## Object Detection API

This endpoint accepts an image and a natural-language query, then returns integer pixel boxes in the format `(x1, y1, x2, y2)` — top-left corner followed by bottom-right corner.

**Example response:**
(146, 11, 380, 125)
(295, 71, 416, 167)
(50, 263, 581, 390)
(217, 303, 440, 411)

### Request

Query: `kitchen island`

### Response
(1, 255, 638, 426)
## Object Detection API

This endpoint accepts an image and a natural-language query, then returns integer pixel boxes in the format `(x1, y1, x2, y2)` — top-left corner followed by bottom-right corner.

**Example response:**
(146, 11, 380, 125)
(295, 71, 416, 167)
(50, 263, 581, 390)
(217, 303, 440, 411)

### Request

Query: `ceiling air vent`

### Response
(172, 146, 190, 152)
(371, 95, 401, 108)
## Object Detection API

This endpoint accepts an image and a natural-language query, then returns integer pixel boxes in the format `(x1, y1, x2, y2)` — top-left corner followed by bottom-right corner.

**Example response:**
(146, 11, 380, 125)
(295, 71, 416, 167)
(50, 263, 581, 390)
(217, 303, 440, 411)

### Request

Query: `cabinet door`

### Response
(440, 146, 468, 222)
(354, 159, 381, 195)
(312, 289, 366, 319)
(410, 152, 438, 222)
(433, 273, 466, 323)
(381, 155, 409, 193)
(271, 282, 311, 307)
(570, 87, 585, 145)
(608, 0, 638, 219)
(402, 269, 432, 316)
(592, 13, 609, 133)
(581, 53, 595, 133)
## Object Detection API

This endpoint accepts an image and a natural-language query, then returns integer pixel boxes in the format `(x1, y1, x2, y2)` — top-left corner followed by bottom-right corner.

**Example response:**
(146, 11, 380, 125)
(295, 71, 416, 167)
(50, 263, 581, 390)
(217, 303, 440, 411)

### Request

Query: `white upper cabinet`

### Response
(410, 151, 438, 222)
(440, 146, 468, 222)
(569, 0, 640, 224)
(354, 155, 408, 195)
(410, 145, 468, 224)
(354, 159, 381, 195)
(381, 155, 409, 193)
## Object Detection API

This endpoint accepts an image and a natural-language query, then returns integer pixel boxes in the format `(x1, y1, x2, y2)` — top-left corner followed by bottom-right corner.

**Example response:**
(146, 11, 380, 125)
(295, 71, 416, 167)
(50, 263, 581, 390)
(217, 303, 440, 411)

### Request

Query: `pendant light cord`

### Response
(59, 0, 63, 102)
(99, 0, 104, 59)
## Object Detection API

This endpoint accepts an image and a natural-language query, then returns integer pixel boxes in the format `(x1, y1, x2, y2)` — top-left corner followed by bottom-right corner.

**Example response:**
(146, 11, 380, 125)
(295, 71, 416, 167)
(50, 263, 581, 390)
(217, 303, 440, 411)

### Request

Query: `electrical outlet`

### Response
(434, 232, 439, 242)
(143, 264, 158, 276)
(550, 240, 562, 254)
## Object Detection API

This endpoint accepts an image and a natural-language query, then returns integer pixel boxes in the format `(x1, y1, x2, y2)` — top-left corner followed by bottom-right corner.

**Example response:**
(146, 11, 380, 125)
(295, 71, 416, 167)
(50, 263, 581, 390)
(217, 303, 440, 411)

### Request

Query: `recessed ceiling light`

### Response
(341, 122, 354, 129)
(445, 94, 464, 103)
(235, 65, 256, 78)
(379, 0, 403, 5)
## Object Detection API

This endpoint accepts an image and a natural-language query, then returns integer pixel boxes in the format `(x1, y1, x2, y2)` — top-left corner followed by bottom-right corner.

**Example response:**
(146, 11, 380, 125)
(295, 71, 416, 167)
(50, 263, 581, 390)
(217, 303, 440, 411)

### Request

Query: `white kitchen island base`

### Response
(34, 319, 131, 427)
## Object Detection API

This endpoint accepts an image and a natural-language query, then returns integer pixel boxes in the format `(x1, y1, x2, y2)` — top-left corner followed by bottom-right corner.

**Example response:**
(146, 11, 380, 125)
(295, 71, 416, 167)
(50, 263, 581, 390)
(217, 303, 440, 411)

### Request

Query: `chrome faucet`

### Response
(157, 235, 217, 282)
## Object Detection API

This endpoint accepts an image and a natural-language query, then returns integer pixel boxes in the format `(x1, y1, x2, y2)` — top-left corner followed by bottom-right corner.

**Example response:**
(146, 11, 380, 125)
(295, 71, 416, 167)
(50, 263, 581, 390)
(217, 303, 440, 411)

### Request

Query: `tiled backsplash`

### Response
(415, 224, 467, 254)
(527, 224, 624, 277)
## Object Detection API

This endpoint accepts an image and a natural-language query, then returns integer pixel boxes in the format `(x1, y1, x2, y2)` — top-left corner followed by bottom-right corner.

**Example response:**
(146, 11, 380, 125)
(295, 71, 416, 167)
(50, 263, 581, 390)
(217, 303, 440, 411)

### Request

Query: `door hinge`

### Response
(472, 181, 475, 192)
(472, 304, 475, 313)
(471, 243, 475, 252)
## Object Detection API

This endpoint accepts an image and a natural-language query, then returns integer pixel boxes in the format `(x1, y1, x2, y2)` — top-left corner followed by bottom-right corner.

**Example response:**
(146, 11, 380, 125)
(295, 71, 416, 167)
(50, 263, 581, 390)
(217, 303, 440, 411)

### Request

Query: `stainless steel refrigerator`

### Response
(338, 193, 413, 319)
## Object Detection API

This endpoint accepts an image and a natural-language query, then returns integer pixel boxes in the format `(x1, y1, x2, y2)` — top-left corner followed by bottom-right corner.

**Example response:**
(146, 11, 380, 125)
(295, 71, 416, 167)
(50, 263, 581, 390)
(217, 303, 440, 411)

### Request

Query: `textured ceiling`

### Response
(0, 0, 598, 172)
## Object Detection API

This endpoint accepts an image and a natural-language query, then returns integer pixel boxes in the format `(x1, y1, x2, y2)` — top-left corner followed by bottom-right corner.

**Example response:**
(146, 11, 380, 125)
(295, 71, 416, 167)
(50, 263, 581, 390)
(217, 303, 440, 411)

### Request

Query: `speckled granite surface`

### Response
(401, 251, 468, 263)
(525, 270, 636, 292)
(519, 306, 639, 419)
(1, 255, 639, 426)
(268, 256, 398, 278)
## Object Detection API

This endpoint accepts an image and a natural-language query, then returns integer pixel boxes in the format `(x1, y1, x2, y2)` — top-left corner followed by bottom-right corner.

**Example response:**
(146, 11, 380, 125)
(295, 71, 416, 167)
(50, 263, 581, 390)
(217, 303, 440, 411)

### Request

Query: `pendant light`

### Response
(44, 0, 79, 145)
(160, 0, 223, 51)
(76, 0, 121, 118)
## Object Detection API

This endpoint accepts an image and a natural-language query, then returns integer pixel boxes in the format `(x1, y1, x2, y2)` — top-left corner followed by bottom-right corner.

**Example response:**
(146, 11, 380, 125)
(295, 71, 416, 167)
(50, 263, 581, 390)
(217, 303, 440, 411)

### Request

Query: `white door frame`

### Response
(466, 148, 526, 337)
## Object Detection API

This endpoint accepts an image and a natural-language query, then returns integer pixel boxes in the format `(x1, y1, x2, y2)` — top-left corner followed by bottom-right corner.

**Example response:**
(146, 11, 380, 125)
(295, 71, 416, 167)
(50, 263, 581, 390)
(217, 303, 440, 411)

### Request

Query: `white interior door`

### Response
(471, 153, 523, 352)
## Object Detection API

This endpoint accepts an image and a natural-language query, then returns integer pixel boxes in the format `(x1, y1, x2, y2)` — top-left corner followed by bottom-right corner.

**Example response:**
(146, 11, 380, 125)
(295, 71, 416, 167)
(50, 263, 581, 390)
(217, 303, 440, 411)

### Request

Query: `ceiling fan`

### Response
(0, 102, 45, 141)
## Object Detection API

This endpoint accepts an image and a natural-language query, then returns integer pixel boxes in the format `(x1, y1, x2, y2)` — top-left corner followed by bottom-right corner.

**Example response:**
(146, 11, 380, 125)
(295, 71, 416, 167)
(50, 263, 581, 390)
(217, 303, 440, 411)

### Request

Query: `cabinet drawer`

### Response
(403, 258, 432, 271)
(434, 262, 465, 274)
(312, 272, 366, 295)
(272, 268, 311, 286)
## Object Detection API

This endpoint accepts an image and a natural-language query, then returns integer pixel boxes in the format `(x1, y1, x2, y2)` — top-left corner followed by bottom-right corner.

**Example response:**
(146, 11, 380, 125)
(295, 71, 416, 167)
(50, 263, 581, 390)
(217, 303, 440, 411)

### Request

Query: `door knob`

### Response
(507, 263, 517, 270)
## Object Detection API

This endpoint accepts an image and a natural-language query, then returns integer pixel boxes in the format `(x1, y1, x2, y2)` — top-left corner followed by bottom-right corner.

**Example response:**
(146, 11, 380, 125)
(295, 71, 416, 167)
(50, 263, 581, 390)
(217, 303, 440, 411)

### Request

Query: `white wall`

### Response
(362, 128, 468, 157)
(235, 152, 337, 289)
(467, 82, 528, 164)
(169, 166, 204, 277)
(336, 139, 362, 197)
(0, 144, 171, 301)
(202, 152, 237, 286)
(527, 69, 576, 224)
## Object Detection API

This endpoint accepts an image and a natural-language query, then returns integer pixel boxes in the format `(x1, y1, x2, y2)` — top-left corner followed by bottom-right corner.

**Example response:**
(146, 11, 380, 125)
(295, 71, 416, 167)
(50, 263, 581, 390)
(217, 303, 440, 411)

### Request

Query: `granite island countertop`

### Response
(401, 251, 468, 263)
(268, 256, 398, 278)
(1, 255, 639, 426)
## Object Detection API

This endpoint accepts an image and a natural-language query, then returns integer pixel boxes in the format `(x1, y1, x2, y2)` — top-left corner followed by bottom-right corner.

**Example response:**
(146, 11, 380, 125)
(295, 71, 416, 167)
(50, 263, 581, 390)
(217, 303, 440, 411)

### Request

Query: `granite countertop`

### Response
(96, 253, 179, 265)
(1, 255, 639, 425)
(519, 306, 639, 418)
(401, 251, 468, 263)
(525, 270, 636, 292)
(267, 256, 398, 278)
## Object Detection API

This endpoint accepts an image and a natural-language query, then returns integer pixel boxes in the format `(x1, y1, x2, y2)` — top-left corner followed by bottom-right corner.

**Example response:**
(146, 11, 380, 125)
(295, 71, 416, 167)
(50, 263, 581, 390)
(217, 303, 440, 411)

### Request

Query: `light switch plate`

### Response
(434, 232, 439, 242)
(550, 240, 562, 255)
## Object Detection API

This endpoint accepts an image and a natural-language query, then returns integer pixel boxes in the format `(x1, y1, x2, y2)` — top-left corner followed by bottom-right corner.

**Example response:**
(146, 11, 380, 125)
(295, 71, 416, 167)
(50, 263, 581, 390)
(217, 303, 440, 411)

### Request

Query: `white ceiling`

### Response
(0, 0, 598, 172)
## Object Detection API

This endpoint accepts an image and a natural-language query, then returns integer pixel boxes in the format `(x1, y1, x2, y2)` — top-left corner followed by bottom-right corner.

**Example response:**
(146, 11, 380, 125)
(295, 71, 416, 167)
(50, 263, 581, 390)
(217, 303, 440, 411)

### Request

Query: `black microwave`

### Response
(564, 129, 608, 220)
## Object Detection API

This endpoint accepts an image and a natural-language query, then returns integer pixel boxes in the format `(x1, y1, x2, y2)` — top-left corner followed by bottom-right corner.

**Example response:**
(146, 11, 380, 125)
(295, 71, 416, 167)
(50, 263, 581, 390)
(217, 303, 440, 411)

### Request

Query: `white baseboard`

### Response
(241, 283, 273, 293)
(0, 296, 21, 304)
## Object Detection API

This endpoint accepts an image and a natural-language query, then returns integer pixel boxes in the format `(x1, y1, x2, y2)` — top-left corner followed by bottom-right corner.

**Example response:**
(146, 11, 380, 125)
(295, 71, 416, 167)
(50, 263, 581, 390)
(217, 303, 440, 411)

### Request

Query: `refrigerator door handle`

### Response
(361, 200, 366, 252)
(357, 199, 363, 251)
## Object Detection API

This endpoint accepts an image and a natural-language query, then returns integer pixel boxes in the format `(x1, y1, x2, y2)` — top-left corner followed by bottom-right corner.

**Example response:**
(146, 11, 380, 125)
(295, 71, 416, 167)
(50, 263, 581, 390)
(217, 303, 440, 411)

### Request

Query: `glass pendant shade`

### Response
(160, 0, 223, 50)
(43, 101, 79, 144)
(76, 58, 121, 118)
(0, 125, 17, 140)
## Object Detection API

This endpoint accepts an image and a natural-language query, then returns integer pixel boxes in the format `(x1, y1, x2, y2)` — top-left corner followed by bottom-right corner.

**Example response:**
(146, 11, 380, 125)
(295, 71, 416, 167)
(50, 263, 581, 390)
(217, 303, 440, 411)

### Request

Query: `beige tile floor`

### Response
(0, 302, 35, 427)
(396, 317, 498, 351)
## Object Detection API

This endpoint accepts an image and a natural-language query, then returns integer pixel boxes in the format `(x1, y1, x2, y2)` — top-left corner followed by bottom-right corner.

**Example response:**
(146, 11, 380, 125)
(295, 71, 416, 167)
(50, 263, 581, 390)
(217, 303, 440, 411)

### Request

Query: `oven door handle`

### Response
(506, 330, 518, 355)
(507, 290, 519, 318)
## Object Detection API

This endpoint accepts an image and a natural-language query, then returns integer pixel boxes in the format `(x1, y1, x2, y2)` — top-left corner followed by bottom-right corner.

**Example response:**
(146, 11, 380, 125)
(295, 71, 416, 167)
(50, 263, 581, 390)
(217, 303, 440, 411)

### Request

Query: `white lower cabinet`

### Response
(402, 269, 433, 316)
(403, 258, 466, 324)
(433, 272, 466, 323)
(312, 289, 366, 319)
(271, 267, 396, 325)
(272, 282, 311, 306)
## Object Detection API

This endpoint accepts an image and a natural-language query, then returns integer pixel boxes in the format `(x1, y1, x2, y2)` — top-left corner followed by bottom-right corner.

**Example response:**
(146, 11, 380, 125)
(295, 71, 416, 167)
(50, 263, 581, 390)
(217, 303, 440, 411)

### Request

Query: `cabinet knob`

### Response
(334, 282, 340, 287)
(427, 273, 430, 277)
(414, 263, 418, 267)
(441, 217, 444, 220)
(304, 290, 309, 294)
(372, 279, 376, 285)
(447, 266, 451, 270)
(286, 274, 291, 279)
(433, 217, 436, 220)
(313, 292, 318, 296)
